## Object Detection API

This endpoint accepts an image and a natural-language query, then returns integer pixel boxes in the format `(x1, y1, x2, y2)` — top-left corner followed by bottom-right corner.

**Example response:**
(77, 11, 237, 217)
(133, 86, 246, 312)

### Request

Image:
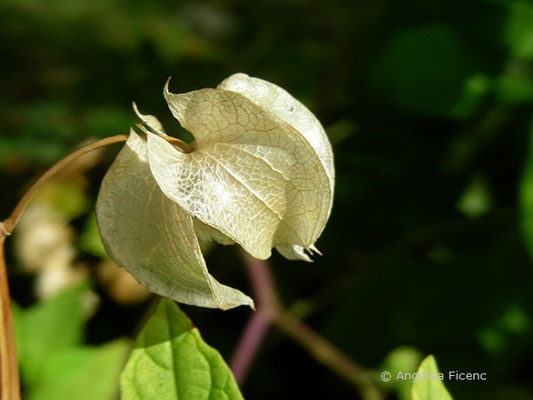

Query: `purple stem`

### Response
(244, 254, 278, 310)
(230, 254, 383, 400)
(230, 254, 278, 385)
(230, 310, 270, 384)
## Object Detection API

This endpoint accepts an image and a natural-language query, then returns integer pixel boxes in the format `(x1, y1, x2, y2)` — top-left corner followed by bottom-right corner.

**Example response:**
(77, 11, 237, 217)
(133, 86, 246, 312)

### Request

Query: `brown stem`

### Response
(2, 135, 129, 235)
(0, 235, 18, 400)
(0, 134, 129, 400)
(134, 123, 194, 154)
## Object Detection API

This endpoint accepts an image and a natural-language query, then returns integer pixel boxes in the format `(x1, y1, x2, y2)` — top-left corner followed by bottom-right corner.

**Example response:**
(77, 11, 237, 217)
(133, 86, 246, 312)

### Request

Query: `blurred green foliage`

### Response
(379, 347, 424, 400)
(1, 0, 533, 399)
(78, 213, 109, 260)
(12, 284, 128, 400)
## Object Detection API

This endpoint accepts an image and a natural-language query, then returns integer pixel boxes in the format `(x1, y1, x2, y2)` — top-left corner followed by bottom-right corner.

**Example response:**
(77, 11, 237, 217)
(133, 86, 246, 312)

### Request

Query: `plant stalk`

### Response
(230, 310, 270, 384)
(2, 135, 129, 235)
(233, 254, 384, 400)
(273, 309, 383, 400)
(0, 234, 19, 400)
(0, 134, 129, 400)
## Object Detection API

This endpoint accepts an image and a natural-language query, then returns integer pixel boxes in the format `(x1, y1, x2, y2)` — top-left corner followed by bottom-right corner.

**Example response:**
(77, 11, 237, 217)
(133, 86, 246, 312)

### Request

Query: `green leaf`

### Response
(121, 299, 244, 400)
(379, 346, 423, 400)
(13, 285, 129, 400)
(411, 356, 453, 400)
(29, 340, 129, 400)
(12, 283, 91, 384)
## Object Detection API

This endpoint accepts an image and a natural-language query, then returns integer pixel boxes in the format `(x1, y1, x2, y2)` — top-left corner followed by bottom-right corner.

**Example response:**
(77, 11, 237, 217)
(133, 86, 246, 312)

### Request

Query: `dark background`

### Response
(1, 0, 533, 399)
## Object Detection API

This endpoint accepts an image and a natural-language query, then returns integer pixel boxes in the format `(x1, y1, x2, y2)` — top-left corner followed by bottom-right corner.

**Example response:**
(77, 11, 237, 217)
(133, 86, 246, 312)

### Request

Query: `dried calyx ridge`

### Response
(96, 73, 334, 310)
